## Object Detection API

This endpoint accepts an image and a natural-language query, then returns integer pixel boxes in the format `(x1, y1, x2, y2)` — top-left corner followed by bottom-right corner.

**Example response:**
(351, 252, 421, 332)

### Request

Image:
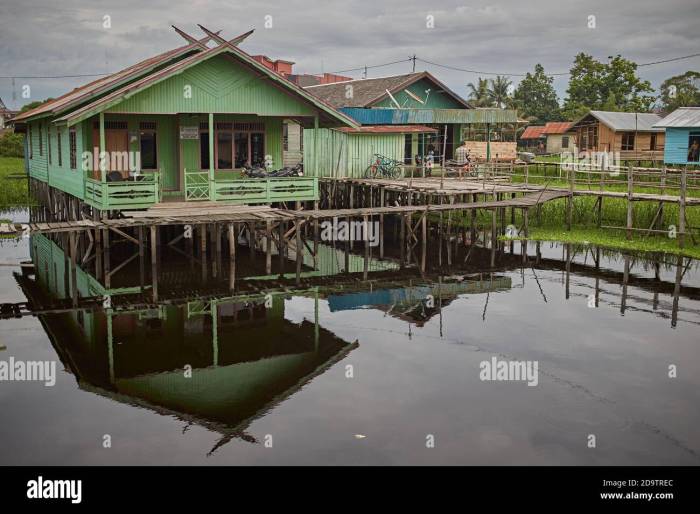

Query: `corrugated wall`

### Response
(303, 128, 403, 178)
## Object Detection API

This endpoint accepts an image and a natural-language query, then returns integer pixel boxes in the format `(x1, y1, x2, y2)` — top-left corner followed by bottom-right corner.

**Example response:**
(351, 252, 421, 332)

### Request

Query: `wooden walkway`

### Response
(327, 177, 700, 205)
(0, 190, 569, 235)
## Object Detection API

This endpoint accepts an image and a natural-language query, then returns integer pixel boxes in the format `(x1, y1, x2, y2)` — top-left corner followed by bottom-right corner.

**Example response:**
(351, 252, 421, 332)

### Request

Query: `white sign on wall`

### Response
(179, 126, 199, 140)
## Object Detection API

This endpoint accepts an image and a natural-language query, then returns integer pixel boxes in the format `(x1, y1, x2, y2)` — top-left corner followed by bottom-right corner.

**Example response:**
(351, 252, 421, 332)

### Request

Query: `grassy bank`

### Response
(0, 156, 30, 210)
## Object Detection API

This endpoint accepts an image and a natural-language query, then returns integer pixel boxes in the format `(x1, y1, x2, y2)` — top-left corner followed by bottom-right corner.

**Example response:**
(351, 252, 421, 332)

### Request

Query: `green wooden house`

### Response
(303, 72, 520, 173)
(13, 26, 358, 214)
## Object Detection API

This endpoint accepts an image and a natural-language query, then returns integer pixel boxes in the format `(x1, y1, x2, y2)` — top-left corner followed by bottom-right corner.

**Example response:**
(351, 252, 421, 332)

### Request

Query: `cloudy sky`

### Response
(0, 0, 698, 110)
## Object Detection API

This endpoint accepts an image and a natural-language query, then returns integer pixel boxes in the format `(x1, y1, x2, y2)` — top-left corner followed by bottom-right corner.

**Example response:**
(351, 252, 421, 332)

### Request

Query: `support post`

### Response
(228, 223, 236, 293)
(150, 225, 158, 302)
(626, 165, 634, 240)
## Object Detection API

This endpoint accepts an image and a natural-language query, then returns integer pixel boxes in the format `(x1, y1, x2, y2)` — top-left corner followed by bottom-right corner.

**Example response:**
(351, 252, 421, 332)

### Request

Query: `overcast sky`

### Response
(0, 0, 698, 110)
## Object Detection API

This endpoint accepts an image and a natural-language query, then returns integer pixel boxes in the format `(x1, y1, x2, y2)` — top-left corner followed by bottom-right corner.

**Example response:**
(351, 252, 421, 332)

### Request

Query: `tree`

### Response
(488, 75, 513, 109)
(562, 53, 655, 119)
(466, 78, 493, 107)
(659, 71, 700, 113)
(20, 98, 54, 113)
(512, 64, 561, 124)
(0, 132, 24, 158)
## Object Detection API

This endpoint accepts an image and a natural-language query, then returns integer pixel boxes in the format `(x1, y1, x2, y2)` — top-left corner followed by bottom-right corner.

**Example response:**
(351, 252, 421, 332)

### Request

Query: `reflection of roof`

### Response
(541, 122, 573, 134)
(520, 126, 546, 139)
(654, 107, 700, 128)
(334, 125, 437, 134)
(327, 276, 512, 325)
(305, 71, 470, 109)
(574, 110, 664, 132)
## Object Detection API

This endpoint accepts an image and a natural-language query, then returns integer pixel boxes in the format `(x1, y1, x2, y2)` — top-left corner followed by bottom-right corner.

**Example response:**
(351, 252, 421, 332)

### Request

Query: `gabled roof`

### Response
(13, 32, 228, 123)
(16, 26, 358, 129)
(573, 110, 664, 132)
(654, 107, 700, 128)
(520, 126, 546, 139)
(541, 121, 573, 134)
(304, 71, 471, 109)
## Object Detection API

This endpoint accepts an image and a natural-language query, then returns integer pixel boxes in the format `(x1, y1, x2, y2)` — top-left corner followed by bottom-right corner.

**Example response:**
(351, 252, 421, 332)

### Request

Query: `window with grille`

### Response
(57, 128, 63, 167)
(48, 126, 52, 165)
(69, 129, 77, 170)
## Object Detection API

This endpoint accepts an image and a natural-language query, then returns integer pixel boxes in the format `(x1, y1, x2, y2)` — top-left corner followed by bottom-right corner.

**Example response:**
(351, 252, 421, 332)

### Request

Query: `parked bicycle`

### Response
(364, 154, 402, 179)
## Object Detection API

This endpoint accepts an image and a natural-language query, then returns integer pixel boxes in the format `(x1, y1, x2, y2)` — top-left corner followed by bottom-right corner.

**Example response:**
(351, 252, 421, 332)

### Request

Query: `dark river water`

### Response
(0, 209, 699, 465)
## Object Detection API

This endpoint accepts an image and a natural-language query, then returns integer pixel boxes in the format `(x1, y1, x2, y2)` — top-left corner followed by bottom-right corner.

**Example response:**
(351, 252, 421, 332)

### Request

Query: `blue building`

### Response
(654, 107, 700, 165)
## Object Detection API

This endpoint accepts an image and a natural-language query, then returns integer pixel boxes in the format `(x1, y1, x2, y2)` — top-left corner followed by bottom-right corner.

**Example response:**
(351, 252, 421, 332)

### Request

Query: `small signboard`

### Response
(179, 126, 199, 140)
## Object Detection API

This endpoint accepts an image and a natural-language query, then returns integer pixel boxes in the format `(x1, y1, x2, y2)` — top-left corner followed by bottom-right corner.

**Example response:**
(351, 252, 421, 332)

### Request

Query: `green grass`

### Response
(0, 156, 30, 210)
(501, 226, 700, 260)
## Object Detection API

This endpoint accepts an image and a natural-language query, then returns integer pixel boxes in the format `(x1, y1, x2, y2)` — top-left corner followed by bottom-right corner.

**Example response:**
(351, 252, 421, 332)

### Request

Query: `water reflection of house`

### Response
(18, 234, 357, 454)
(327, 274, 511, 326)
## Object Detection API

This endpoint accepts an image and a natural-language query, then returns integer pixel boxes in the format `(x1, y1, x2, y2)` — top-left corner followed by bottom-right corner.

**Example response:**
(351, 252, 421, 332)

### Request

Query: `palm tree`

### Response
(488, 76, 513, 109)
(466, 78, 493, 107)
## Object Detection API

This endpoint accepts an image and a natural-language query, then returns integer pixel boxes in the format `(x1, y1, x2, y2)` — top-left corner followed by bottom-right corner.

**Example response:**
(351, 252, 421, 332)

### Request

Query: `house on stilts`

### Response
(12, 25, 358, 217)
(301, 72, 521, 177)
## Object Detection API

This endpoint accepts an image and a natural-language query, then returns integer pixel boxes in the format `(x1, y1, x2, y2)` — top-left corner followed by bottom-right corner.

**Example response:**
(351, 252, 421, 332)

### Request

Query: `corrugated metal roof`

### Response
(520, 126, 546, 139)
(334, 125, 437, 134)
(654, 107, 700, 128)
(339, 107, 518, 125)
(305, 71, 471, 109)
(587, 110, 664, 132)
(541, 121, 573, 134)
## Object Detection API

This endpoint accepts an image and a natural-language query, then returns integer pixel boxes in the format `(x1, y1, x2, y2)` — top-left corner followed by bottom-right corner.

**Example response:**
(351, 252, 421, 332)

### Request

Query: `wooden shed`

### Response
(569, 110, 664, 161)
(303, 125, 437, 178)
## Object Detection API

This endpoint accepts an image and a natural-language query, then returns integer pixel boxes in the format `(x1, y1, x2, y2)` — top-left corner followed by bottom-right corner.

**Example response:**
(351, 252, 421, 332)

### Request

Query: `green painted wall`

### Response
(372, 78, 465, 109)
(28, 118, 87, 199)
(303, 128, 404, 178)
(106, 55, 317, 117)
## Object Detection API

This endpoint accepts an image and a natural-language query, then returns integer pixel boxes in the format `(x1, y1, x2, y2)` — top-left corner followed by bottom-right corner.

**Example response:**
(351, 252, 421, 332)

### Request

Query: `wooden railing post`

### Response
(626, 165, 633, 240)
(679, 165, 687, 248)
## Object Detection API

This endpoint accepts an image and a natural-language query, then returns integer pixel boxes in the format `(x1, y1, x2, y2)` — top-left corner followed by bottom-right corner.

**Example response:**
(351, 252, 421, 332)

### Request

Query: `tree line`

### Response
(466, 53, 700, 124)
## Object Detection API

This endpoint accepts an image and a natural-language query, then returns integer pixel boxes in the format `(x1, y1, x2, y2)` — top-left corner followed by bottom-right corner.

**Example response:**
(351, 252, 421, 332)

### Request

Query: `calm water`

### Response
(0, 209, 699, 465)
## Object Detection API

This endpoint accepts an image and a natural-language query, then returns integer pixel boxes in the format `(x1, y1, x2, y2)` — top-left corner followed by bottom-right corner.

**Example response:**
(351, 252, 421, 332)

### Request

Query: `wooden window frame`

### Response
(650, 133, 657, 151)
(621, 132, 635, 151)
(214, 122, 266, 170)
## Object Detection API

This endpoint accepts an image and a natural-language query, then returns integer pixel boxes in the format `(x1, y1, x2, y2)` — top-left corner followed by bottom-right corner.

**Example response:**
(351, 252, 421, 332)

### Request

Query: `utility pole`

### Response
(363, 65, 367, 79)
(410, 54, 417, 72)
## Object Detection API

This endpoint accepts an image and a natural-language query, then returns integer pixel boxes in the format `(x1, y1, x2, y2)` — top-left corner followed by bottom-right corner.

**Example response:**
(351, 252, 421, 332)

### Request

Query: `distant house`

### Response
(304, 71, 520, 166)
(0, 97, 18, 130)
(569, 110, 665, 160)
(541, 122, 574, 154)
(519, 125, 546, 152)
(653, 107, 700, 165)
